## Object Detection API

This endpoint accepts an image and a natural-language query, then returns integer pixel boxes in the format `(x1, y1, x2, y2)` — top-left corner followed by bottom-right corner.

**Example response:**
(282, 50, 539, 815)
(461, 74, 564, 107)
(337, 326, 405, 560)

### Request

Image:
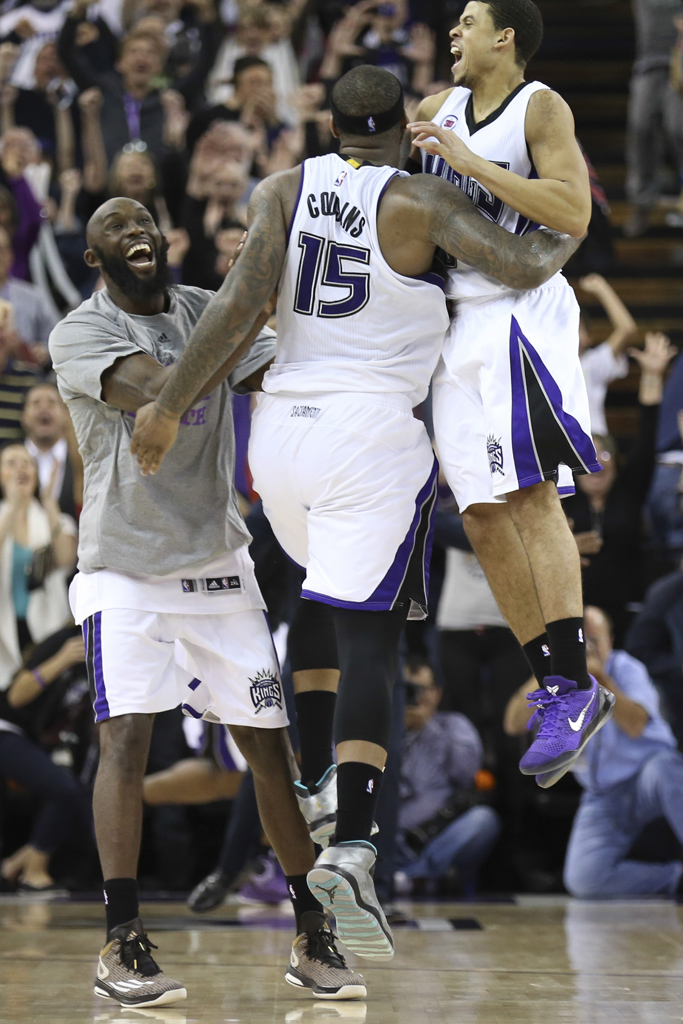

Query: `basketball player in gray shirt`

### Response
(49, 197, 365, 1008)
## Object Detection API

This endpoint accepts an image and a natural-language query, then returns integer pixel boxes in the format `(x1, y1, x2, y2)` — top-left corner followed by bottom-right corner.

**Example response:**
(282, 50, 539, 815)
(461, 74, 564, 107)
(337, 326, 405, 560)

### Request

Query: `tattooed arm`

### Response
(382, 174, 582, 289)
(130, 174, 288, 474)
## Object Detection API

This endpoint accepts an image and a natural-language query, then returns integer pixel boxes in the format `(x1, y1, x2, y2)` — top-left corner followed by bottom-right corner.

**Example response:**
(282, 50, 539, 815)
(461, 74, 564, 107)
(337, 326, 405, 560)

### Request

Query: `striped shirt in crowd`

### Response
(0, 358, 40, 443)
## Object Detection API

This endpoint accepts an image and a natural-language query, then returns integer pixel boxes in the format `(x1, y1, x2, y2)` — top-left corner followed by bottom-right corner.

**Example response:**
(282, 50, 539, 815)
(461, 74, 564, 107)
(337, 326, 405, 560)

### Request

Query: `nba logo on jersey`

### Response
(367, 116, 376, 133)
(334, 169, 348, 188)
(441, 115, 458, 130)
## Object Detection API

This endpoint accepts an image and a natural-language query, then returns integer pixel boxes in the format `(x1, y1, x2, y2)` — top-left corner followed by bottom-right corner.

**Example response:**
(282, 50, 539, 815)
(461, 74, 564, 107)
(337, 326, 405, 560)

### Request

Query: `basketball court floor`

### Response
(1, 895, 682, 1022)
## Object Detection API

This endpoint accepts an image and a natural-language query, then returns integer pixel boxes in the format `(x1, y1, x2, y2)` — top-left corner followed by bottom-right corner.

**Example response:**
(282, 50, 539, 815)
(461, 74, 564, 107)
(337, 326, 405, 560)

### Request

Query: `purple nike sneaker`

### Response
(519, 676, 615, 776)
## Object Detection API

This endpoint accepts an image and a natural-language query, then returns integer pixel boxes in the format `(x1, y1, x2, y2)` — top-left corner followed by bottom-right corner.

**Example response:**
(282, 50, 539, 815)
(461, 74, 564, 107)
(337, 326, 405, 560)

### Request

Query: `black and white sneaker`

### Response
(187, 869, 229, 913)
(285, 913, 366, 1000)
(94, 917, 187, 1008)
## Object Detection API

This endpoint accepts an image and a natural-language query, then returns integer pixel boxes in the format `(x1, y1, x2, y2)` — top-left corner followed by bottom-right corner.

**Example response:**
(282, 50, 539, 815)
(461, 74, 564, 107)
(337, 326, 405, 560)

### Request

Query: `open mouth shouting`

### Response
(451, 43, 463, 71)
(124, 239, 156, 272)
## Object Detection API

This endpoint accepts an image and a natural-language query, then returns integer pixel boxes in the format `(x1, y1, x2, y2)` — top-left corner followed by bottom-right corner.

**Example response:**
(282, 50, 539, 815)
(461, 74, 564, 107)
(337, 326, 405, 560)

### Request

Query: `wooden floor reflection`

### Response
(1, 895, 683, 1022)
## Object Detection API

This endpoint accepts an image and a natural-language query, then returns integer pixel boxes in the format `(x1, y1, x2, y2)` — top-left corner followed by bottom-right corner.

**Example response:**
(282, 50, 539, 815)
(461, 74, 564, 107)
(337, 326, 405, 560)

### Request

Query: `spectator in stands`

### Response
(214, 220, 246, 280)
(578, 273, 638, 435)
(625, 0, 683, 237)
(563, 331, 676, 645)
(627, 561, 683, 738)
(0, 444, 76, 690)
(187, 55, 285, 157)
(207, 7, 301, 126)
(319, 0, 435, 97)
(3, 41, 78, 164)
(125, 0, 221, 110)
(0, 310, 41, 444)
(646, 354, 683, 560)
(0, 225, 58, 366)
(181, 159, 247, 288)
(0, 127, 44, 281)
(505, 606, 683, 899)
(393, 657, 501, 896)
(0, 624, 90, 892)
(22, 383, 82, 518)
(58, 11, 172, 164)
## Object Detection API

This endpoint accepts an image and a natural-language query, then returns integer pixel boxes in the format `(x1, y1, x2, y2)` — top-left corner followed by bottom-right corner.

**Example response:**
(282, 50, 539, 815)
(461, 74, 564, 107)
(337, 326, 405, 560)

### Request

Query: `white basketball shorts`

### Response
(249, 392, 437, 617)
(433, 277, 600, 512)
(81, 607, 285, 726)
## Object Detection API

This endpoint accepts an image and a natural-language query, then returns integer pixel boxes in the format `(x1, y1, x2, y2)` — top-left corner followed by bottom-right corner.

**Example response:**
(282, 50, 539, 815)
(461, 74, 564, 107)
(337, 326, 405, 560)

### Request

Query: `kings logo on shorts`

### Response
(486, 435, 504, 476)
(249, 669, 283, 714)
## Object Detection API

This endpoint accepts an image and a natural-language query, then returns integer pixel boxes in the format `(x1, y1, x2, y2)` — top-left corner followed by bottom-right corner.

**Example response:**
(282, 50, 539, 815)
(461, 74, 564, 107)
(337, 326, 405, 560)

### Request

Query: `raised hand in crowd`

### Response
(291, 83, 325, 122)
(260, 127, 303, 177)
(78, 87, 103, 118)
(0, 43, 19, 85)
(161, 89, 189, 150)
(165, 227, 190, 270)
(629, 331, 677, 405)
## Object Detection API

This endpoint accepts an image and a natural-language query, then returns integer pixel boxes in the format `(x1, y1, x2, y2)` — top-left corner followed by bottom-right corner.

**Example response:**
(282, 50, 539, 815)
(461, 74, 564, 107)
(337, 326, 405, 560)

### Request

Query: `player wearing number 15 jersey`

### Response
(130, 64, 580, 961)
(409, 0, 614, 786)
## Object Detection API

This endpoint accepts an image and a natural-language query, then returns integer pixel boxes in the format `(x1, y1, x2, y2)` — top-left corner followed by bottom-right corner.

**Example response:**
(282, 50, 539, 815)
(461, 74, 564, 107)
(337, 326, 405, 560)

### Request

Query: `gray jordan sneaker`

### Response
(285, 912, 367, 999)
(295, 766, 338, 847)
(94, 918, 187, 1008)
(295, 767, 379, 849)
(307, 841, 394, 960)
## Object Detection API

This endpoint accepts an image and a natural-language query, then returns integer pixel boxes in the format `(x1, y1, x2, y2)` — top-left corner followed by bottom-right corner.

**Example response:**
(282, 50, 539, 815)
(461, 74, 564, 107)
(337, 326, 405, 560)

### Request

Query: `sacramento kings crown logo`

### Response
(486, 435, 504, 476)
(249, 669, 283, 714)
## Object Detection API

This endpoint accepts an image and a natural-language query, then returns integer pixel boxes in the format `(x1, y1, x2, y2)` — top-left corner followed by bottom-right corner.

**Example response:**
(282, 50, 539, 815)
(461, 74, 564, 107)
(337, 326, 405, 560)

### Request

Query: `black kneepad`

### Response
(288, 597, 339, 672)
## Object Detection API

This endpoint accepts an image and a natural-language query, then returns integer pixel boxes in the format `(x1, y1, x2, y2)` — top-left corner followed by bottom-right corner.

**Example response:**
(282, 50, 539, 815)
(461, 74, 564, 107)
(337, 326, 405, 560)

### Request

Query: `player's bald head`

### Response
(86, 196, 150, 248)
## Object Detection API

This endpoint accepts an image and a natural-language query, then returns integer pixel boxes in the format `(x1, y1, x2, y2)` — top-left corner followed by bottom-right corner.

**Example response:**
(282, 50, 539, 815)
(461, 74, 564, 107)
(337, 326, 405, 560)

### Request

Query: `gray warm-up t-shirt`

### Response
(49, 285, 275, 576)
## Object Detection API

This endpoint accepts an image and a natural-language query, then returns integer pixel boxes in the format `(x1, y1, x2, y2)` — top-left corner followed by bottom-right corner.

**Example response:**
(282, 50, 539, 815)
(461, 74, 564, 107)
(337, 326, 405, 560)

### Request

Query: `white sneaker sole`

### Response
(94, 984, 188, 1008)
(285, 969, 367, 999)
(307, 866, 394, 960)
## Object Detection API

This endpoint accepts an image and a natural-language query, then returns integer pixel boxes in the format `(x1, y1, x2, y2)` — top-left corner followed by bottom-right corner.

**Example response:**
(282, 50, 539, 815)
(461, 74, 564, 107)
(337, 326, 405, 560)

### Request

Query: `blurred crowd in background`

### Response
(2, 0, 683, 909)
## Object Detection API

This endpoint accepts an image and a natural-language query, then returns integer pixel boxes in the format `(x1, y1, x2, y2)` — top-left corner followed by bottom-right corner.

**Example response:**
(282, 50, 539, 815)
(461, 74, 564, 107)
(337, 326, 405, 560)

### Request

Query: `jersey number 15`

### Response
(293, 231, 371, 318)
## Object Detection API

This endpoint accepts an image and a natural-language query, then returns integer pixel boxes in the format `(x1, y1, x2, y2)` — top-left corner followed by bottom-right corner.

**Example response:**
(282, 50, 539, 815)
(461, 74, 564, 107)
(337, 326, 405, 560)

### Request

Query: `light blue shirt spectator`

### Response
(572, 649, 677, 793)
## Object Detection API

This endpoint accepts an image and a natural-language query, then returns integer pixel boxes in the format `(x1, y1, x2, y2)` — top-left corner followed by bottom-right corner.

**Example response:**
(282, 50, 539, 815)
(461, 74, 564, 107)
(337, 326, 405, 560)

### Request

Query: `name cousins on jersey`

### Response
(306, 191, 367, 238)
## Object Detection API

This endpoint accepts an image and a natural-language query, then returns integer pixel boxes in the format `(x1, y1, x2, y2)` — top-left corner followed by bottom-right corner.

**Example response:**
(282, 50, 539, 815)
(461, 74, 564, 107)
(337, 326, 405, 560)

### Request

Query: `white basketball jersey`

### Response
(424, 81, 559, 304)
(263, 153, 449, 407)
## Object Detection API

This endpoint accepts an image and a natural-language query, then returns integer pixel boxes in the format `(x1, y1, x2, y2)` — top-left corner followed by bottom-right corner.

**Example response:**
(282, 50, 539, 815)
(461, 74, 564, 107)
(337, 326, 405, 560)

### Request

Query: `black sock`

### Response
(103, 877, 139, 934)
(335, 761, 383, 845)
(522, 633, 552, 685)
(294, 690, 337, 787)
(286, 873, 325, 933)
(546, 617, 591, 689)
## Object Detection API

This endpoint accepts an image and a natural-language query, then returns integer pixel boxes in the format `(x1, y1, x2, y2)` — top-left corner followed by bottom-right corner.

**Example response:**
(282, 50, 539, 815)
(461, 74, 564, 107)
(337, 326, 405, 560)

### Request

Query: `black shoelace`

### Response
(307, 927, 347, 969)
(120, 932, 161, 977)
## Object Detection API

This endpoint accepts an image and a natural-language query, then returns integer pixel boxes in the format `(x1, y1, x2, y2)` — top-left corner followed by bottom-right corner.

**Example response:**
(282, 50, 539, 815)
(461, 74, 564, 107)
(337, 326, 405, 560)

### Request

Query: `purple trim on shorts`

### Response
(92, 612, 110, 723)
(287, 162, 306, 242)
(301, 458, 438, 612)
(182, 703, 203, 719)
(509, 316, 600, 489)
(510, 318, 545, 487)
(558, 484, 576, 497)
(188, 677, 201, 691)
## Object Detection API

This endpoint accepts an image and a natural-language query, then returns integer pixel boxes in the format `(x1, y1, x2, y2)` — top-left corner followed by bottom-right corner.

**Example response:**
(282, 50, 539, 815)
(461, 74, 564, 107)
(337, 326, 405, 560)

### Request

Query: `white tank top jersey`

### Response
(424, 80, 561, 305)
(262, 152, 450, 407)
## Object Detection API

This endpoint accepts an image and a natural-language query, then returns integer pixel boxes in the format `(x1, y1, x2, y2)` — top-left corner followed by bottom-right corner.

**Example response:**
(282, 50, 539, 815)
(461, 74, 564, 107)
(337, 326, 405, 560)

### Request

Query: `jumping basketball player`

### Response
(408, 0, 615, 786)
(48, 198, 366, 1007)
(130, 66, 581, 959)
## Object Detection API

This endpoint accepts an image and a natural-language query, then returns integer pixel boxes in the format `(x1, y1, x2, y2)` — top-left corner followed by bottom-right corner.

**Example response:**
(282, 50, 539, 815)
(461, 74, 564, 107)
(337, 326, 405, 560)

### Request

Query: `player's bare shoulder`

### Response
(525, 87, 577, 145)
(416, 88, 454, 123)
